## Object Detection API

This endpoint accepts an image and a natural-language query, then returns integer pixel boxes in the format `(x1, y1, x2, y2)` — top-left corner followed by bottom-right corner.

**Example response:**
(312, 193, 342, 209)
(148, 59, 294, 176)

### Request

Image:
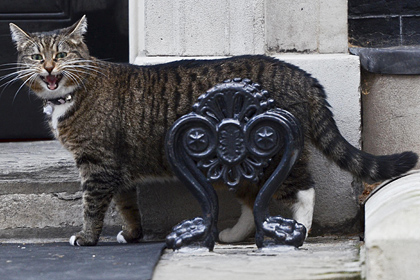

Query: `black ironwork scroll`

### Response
(165, 78, 305, 250)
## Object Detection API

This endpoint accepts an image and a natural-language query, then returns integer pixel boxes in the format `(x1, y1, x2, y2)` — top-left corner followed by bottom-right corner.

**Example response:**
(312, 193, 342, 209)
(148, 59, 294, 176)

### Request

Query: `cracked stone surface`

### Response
(0, 141, 122, 239)
(153, 236, 362, 280)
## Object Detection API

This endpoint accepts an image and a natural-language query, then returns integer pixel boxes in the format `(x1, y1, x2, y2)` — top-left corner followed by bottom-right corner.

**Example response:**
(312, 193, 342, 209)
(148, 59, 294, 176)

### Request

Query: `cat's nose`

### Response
(44, 61, 55, 74)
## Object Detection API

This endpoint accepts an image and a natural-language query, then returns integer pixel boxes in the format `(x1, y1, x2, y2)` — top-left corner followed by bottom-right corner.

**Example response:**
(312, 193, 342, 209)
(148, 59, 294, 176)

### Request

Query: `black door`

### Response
(0, 0, 128, 141)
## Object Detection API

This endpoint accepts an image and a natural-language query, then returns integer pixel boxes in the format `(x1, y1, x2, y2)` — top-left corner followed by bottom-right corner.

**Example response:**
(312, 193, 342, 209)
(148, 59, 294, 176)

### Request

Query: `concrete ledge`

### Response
(364, 170, 420, 280)
(362, 72, 420, 170)
(350, 46, 420, 74)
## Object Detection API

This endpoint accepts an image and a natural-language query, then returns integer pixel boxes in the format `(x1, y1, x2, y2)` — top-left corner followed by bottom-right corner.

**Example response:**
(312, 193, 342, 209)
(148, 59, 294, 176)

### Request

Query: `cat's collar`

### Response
(43, 93, 74, 115)
(45, 93, 74, 105)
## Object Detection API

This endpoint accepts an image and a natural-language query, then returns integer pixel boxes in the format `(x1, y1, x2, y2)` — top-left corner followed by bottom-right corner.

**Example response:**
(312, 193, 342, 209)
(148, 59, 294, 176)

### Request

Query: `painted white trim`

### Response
(129, 0, 145, 63)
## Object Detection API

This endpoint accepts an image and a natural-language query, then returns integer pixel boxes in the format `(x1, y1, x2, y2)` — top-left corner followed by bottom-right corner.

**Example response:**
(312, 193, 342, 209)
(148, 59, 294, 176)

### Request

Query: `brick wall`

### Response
(349, 0, 420, 47)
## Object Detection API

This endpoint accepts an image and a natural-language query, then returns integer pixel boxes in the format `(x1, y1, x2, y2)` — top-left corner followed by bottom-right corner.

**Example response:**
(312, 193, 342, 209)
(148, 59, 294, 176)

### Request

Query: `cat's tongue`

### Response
(45, 75, 59, 90)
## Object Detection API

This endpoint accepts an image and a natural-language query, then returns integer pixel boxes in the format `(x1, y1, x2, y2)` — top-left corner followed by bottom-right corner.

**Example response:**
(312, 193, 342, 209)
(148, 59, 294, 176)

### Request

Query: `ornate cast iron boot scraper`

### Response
(165, 78, 306, 250)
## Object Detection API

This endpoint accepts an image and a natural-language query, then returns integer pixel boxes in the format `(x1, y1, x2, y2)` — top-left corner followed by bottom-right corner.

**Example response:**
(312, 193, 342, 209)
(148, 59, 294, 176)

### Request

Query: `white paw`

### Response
(69, 235, 80, 246)
(219, 203, 255, 243)
(117, 231, 127, 244)
(219, 228, 241, 243)
(218, 228, 231, 243)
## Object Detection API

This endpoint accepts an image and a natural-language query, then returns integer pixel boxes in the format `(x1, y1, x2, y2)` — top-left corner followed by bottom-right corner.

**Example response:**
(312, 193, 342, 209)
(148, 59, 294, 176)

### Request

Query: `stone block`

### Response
(319, 0, 348, 53)
(362, 72, 420, 169)
(278, 54, 362, 233)
(129, 0, 347, 62)
(265, 0, 348, 53)
(141, 0, 265, 57)
(364, 171, 420, 280)
(265, 0, 318, 53)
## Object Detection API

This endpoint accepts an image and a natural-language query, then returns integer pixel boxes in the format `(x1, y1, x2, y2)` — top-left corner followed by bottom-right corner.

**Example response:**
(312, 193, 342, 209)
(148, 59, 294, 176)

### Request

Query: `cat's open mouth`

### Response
(41, 74, 63, 90)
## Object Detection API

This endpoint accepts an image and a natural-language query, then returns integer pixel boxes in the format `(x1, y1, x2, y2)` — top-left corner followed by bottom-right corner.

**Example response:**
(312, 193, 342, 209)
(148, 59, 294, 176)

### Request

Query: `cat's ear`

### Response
(9, 23, 32, 47)
(66, 15, 88, 43)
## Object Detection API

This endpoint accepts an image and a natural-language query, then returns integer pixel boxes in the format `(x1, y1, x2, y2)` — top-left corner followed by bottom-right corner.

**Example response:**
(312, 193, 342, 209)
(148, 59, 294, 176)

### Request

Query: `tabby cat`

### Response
(9, 16, 418, 246)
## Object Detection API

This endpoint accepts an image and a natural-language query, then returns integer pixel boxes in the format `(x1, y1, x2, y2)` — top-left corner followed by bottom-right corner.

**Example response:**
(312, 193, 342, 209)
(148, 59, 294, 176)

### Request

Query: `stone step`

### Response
(0, 141, 119, 240)
(0, 141, 241, 242)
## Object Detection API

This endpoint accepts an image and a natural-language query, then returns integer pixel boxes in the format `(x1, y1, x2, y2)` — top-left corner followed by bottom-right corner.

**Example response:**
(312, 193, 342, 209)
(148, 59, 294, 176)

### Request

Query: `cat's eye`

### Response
(55, 52, 67, 59)
(31, 54, 43, 61)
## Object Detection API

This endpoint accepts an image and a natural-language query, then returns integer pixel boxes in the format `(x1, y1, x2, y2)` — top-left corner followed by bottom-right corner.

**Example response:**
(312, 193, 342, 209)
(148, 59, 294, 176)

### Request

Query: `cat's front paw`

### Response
(262, 216, 306, 247)
(166, 217, 208, 250)
(117, 229, 143, 244)
(69, 232, 98, 246)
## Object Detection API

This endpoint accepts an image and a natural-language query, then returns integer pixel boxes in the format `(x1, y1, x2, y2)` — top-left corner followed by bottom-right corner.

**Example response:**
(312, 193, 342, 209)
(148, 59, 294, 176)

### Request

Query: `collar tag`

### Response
(43, 103, 53, 115)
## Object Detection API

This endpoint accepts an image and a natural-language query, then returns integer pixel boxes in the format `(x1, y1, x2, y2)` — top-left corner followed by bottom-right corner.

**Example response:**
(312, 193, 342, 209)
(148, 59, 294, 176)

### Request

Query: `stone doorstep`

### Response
(0, 140, 120, 240)
(0, 140, 244, 241)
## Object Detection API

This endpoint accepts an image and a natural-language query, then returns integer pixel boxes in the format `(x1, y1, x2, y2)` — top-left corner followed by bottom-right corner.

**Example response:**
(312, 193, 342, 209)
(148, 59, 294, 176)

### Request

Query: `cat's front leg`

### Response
(113, 189, 143, 243)
(69, 181, 114, 246)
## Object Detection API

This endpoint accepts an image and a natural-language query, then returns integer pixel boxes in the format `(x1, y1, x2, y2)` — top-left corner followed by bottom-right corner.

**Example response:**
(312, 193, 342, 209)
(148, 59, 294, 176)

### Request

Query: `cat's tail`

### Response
(308, 84, 418, 183)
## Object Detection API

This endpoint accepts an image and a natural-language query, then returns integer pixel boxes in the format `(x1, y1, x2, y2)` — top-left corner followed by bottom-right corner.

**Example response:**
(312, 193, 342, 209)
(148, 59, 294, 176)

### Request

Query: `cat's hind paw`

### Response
(166, 217, 208, 250)
(117, 231, 127, 243)
(262, 216, 306, 247)
(68, 232, 98, 246)
(117, 230, 142, 244)
(69, 235, 80, 246)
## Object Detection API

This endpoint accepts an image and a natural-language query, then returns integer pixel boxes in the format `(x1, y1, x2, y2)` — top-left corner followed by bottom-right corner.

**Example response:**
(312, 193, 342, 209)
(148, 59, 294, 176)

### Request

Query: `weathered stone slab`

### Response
(364, 170, 420, 280)
(153, 236, 362, 280)
(0, 141, 121, 240)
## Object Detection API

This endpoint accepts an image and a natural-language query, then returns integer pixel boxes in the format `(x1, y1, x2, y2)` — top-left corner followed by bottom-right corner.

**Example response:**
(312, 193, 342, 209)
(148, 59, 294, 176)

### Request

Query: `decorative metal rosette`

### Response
(182, 78, 283, 189)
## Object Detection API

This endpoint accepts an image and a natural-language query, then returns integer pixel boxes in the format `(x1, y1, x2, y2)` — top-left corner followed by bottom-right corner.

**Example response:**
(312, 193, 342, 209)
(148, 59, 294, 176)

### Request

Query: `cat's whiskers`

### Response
(0, 68, 34, 82)
(62, 70, 87, 91)
(0, 61, 37, 88)
(0, 62, 31, 72)
(12, 72, 38, 103)
(0, 70, 36, 96)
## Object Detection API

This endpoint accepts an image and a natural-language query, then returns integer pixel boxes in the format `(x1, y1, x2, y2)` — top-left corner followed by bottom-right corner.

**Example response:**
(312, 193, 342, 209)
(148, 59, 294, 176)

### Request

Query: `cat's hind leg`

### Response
(291, 187, 315, 237)
(219, 201, 255, 243)
(114, 189, 143, 243)
(272, 153, 315, 239)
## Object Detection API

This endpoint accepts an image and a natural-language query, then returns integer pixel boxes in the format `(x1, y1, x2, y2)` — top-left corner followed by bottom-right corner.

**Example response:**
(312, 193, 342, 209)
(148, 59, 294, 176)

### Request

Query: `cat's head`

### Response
(9, 16, 90, 100)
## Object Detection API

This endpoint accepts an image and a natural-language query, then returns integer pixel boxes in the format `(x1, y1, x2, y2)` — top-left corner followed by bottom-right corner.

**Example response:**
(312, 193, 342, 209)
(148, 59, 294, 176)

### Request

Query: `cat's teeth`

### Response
(42, 74, 63, 90)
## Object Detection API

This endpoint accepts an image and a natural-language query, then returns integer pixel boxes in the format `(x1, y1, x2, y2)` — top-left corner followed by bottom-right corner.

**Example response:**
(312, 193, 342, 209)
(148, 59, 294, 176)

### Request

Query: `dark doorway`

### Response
(0, 0, 128, 141)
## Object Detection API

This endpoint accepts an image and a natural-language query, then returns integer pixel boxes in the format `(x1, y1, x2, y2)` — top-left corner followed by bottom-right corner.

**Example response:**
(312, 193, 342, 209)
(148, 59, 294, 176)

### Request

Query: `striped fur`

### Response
(9, 17, 418, 245)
